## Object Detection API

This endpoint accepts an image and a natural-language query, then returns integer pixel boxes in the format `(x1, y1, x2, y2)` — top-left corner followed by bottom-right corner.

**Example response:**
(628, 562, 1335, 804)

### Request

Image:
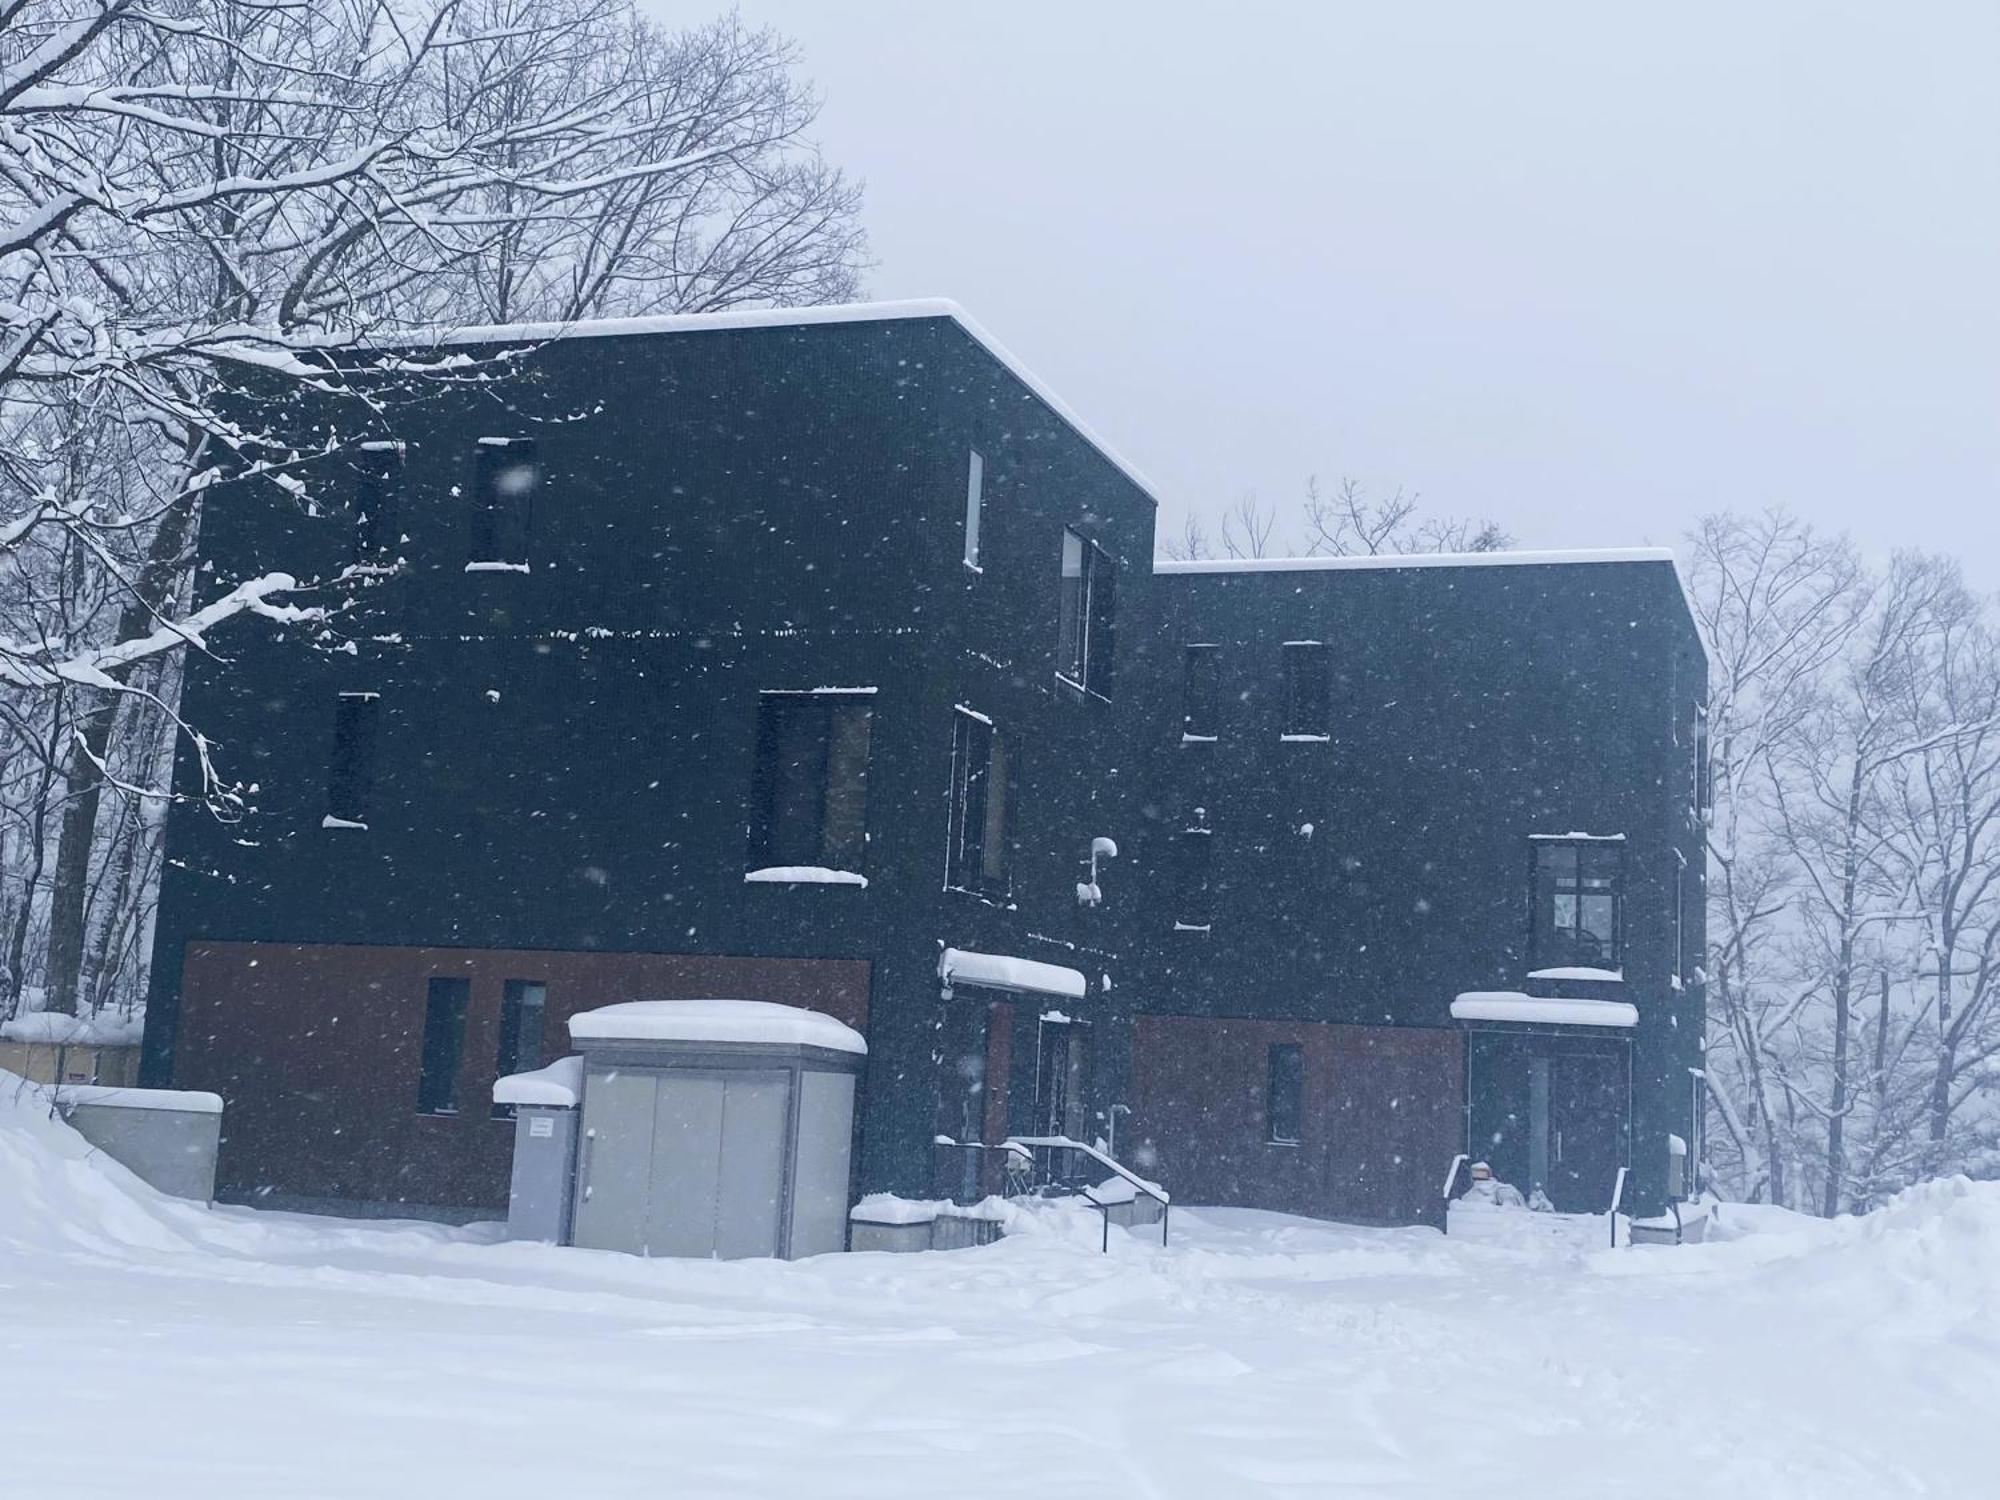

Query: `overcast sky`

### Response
(664, 2, 1999, 572)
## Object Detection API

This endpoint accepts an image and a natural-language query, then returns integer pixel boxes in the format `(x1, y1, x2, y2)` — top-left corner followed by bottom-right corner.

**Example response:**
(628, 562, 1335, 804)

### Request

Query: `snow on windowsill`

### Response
(569, 1000, 866, 1054)
(1172, 922, 1212, 933)
(1181, 733, 1217, 744)
(1528, 830, 1626, 842)
(1525, 967, 1625, 983)
(492, 1055, 584, 1108)
(1280, 733, 1331, 743)
(744, 867, 868, 887)
(464, 561, 530, 574)
(1451, 992, 1639, 1028)
(321, 815, 368, 831)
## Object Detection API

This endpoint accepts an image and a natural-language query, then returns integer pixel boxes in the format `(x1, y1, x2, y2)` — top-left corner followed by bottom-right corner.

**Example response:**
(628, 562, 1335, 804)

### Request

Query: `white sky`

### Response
(657, 2, 2000, 573)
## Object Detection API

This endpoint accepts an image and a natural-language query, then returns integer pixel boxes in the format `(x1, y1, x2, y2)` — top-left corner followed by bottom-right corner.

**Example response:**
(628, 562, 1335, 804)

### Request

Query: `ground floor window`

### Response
(416, 977, 470, 1115)
(491, 980, 547, 1118)
(1266, 1043, 1303, 1144)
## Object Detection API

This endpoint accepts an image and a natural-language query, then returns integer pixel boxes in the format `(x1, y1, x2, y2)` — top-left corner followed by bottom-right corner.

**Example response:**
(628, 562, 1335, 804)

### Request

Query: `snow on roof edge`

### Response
(379, 298, 1163, 511)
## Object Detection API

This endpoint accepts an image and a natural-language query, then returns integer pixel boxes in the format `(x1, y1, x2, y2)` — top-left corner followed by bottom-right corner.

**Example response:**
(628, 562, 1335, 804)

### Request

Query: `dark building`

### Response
(142, 300, 1705, 1228)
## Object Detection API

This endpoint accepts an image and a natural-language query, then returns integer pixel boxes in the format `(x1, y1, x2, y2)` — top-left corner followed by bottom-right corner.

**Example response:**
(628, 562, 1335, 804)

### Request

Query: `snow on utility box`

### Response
(493, 1057, 584, 1244)
(56, 1086, 222, 1202)
(562, 1001, 866, 1260)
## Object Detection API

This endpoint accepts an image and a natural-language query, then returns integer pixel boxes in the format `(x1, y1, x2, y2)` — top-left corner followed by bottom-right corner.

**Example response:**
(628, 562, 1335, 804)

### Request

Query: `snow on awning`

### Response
(492, 1055, 585, 1108)
(568, 1000, 866, 1054)
(1450, 992, 1639, 1029)
(938, 948, 1087, 1000)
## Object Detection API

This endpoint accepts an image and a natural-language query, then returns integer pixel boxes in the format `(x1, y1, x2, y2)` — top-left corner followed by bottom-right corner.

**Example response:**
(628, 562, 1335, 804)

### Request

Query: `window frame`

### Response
(1281, 641, 1331, 740)
(962, 450, 984, 572)
(416, 976, 470, 1116)
(1266, 1042, 1304, 1146)
(324, 691, 380, 830)
(350, 443, 403, 566)
(945, 707, 1013, 897)
(747, 690, 874, 877)
(1055, 527, 1117, 700)
(1173, 813, 1214, 932)
(1529, 837, 1626, 971)
(468, 437, 540, 569)
(1182, 643, 1220, 741)
(491, 979, 548, 1120)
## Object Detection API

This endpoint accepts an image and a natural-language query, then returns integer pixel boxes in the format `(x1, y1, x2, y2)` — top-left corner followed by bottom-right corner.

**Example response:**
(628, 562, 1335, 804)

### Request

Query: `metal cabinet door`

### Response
(713, 1074, 790, 1259)
(643, 1075, 728, 1258)
(571, 1068, 659, 1253)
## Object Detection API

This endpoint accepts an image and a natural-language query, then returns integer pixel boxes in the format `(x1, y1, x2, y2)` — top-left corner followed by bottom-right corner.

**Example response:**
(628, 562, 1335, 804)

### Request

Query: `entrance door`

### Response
(1034, 1018, 1091, 1139)
(1547, 1052, 1626, 1212)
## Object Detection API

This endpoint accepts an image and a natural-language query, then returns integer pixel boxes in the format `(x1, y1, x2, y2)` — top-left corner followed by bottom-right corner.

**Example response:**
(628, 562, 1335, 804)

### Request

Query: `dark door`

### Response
(1547, 1052, 1626, 1212)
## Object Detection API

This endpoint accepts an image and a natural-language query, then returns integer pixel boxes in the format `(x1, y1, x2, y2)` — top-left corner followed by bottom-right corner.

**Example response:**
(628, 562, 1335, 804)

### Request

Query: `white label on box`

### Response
(528, 1116, 554, 1138)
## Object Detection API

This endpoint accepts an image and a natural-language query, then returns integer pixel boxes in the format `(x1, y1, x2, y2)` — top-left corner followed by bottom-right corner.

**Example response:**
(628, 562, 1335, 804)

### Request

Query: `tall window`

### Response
(1694, 705, 1712, 819)
(1056, 528, 1116, 697)
(325, 692, 380, 829)
(1282, 642, 1330, 738)
(469, 437, 539, 567)
(947, 709, 1012, 894)
(1266, 1043, 1304, 1145)
(749, 692, 873, 874)
(1174, 816, 1213, 930)
(1531, 839, 1624, 970)
(1183, 644, 1220, 740)
(416, 977, 470, 1116)
(491, 980, 548, 1118)
(352, 445, 402, 564)
(1673, 851, 1687, 988)
(963, 450, 984, 570)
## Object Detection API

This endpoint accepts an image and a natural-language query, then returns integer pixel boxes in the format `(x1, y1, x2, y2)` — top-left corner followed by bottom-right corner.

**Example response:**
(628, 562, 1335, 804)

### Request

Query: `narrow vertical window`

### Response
(1174, 816, 1214, 931)
(352, 444, 402, 564)
(947, 709, 1011, 894)
(324, 692, 380, 830)
(1183, 644, 1220, 740)
(748, 692, 873, 876)
(1266, 1043, 1304, 1145)
(1673, 851, 1687, 988)
(416, 977, 470, 1116)
(1282, 642, 1330, 738)
(1055, 528, 1116, 697)
(962, 450, 984, 570)
(469, 437, 539, 568)
(492, 980, 548, 1118)
(1694, 705, 1711, 818)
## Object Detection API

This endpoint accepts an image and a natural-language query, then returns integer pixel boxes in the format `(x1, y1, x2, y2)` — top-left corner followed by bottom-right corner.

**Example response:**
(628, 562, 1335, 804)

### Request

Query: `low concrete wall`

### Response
(59, 1088, 222, 1203)
(849, 1210, 1006, 1253)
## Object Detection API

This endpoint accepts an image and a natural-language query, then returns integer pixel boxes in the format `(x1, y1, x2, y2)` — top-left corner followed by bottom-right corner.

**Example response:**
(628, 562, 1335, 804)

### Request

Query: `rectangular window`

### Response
(1183, 644, 1220, 739)
(469, 438, 539, 567)
(1056, 528, 1116, 697)
(1266, 1043, 1304, 1145)
(1174, 821, 1213, 930)
(416, 977, 470, 1116)
(1532, 839, 1624, 970)
(325, 692, 380, 829)
(491, 979, 548, 1118)
(947, 709, 1011, 894)
(1282, 642, 1330, 738)
(749, 693, 873, 874)
(1695, 705, 1711, 818)
(963, 450, 984, 570)
(1673, 851, 1687, 988)
(351, 445, 402, 564)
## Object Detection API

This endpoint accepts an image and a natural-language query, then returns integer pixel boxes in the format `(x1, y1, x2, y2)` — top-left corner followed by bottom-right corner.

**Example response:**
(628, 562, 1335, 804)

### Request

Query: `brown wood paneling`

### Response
(1129, 1014, 1462, 1227)
(172, 940, 870, 1211)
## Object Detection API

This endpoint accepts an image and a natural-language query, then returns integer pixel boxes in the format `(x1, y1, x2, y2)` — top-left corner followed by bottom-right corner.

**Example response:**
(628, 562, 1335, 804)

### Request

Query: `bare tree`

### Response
(1220, 492, 1278, 559)
(1157, 475, 1510, 562)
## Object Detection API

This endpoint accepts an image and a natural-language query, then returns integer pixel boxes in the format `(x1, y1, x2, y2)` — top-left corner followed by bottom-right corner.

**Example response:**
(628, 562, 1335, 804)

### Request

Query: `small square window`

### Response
(947, 709, 1012, 895)
(416, 977, 470, 1116)
(749, 693, 873, 875)
(1282, 642, 1330, 738)
(470, 438, 539, 567)
(1267, 1043, 1304, 1145)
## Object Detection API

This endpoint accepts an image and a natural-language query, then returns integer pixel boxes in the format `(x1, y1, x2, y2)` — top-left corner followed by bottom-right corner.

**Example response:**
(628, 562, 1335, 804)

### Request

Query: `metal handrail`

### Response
(1005, 1134, 1171, 1252)
(1441, 1152, 1470, 1201)
(1607, 1165, 1628, 1248)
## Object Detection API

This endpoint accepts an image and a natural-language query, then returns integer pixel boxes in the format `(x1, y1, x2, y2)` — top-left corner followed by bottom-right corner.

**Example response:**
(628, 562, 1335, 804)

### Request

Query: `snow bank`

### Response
(567, 1000, 866, 1054)
(849, 1194, 1011, 1225)
(492, 1056, 584, 1108)
(1, 1009, 144, 1047)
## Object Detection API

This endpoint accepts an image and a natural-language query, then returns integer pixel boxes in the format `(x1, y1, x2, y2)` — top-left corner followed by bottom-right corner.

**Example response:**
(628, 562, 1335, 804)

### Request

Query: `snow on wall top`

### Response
(938, 948, 1088, 1000)
(1154, 546, 1675, 576)
(56, 1085, 223, 1115)
(567, 1000, 866, 1055)
(381, 298, 1162, 509)
(492, 1055, 585, 1108)
(1450, 992, 1639, 1029)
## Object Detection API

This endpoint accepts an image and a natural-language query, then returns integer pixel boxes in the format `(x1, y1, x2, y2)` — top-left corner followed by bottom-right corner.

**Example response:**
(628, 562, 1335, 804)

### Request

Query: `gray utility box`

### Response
(563, 1000, 866, 1260)
(57, 1085, 223, 1202)
(493, 1057, 584, 1243)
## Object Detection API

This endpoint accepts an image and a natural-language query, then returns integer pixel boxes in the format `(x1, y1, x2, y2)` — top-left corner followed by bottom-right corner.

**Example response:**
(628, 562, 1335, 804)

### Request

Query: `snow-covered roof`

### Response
(56, 1085, 222, 1115)
(567, 1000, 866, 1055)
(492, 1055, 584, 1108)
(938, 948, 1088, 1000)
(383, 299, 1161, 509)
(1155, 546, 1675, 576)
(1450, 992, 1639, 1029)
(1525, 967, 1625, 983)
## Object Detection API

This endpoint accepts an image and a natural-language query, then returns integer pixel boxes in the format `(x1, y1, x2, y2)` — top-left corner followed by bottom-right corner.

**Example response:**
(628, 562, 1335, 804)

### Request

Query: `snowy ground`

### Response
(5, 1080, 1995, 1499)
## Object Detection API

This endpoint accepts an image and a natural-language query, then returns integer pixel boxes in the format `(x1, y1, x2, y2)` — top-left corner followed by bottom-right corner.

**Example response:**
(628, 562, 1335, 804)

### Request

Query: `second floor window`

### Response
(1183, 644, 1220, 739)
(1174, 817, 1214, 930)
(324, 692, 380, 830)
(351, 444, 402, 564)
(469, 438, 539, 568)
(749, 692, 873, 875)
(963, 450, 984, 570)
(1056, 528, 1116, 697)
(947, 709, 1012, 894)
(1532, 839, 1624, 971)
(1282, 642, 1330, 738)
